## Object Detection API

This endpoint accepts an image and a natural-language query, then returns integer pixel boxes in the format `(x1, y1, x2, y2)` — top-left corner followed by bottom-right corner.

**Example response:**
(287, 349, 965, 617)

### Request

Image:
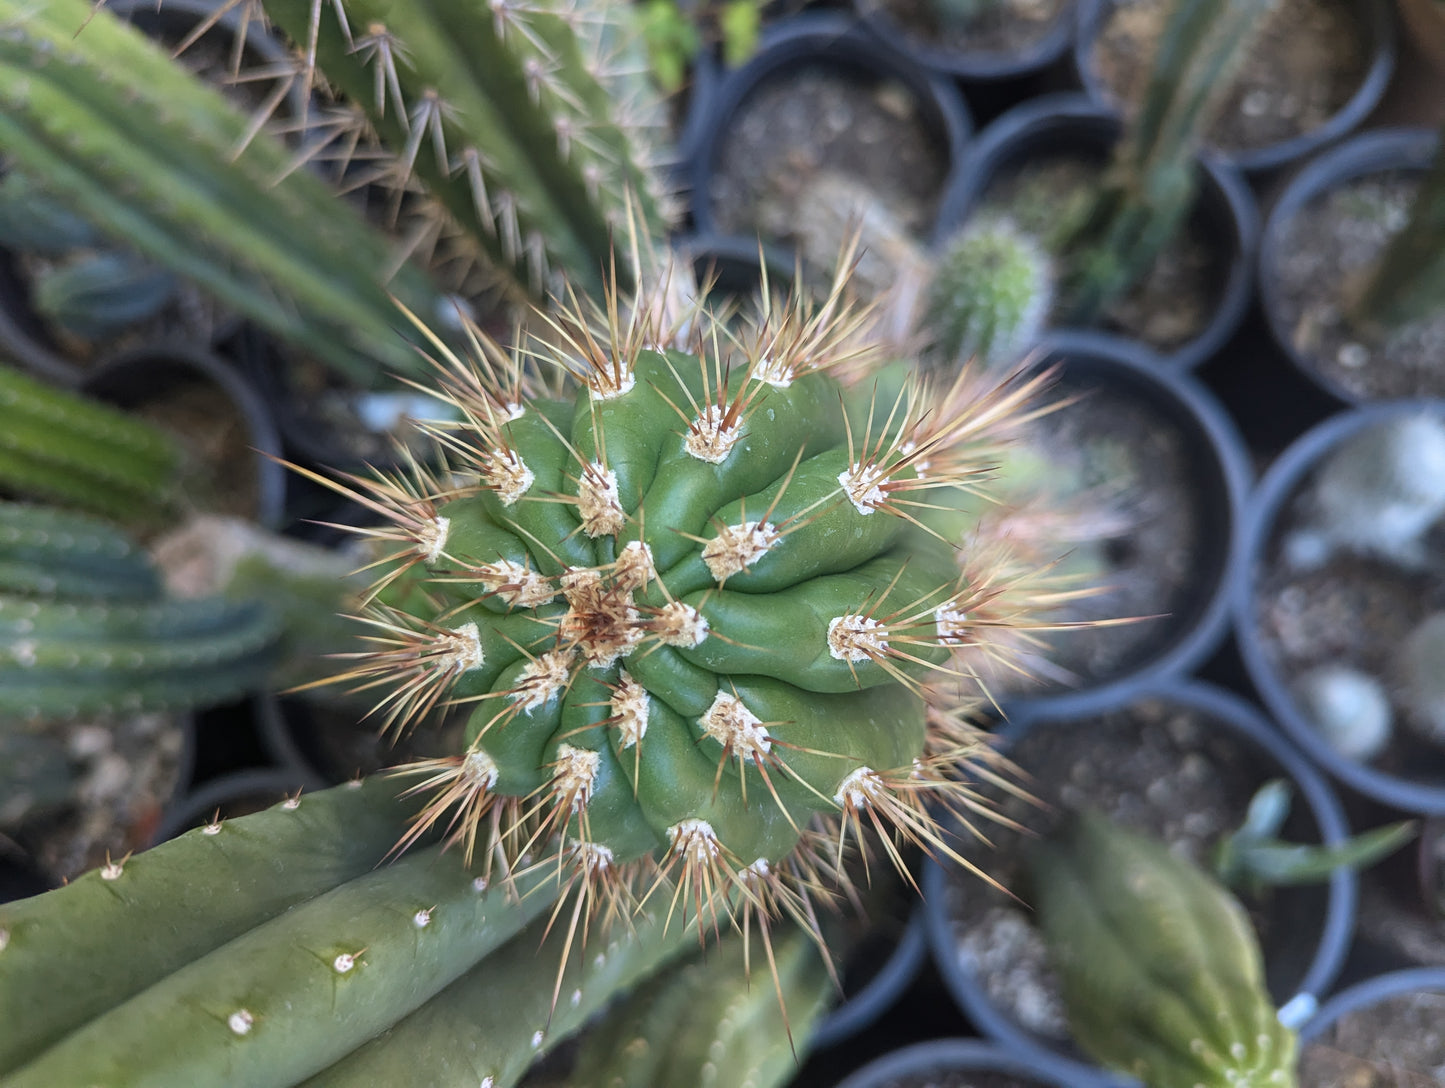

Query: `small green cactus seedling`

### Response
(1292, 664, 1394, 763)
(31, 251, 179, 342)
(1028, 812, 1299, 1088)
(1349, 125, 1445, 332)
(1055, 0, 1275, 325)
(1213, 778, 1416, 898)
(925, 216, 1053, 368)
(1287, 413, 1445, 570)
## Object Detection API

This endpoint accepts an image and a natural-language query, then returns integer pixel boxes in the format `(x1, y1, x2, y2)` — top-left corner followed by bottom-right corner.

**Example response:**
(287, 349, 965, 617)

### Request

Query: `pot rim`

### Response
(852, 0, 1077, 82)
(833, 1037, 1103, 1088)
(685, 11, 974, 241)
(1230, 398, 1445, 814)
(989, 328, 1252, 718)
(931, 92, 1258, 372)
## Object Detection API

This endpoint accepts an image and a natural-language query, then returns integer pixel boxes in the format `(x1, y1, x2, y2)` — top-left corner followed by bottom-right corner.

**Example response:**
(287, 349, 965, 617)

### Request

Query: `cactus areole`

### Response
(330, 262, 1044, 944)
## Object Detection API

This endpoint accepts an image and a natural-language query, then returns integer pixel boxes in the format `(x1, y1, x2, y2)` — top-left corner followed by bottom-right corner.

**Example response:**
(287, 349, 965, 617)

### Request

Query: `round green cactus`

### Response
(324, 262, 1051, 944)
(925, 216, 1053, 369)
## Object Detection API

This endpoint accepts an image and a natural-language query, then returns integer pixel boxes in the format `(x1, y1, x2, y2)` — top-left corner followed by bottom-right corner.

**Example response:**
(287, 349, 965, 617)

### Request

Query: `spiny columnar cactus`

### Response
(0, 501, 281, 719)
(0, 365, 183, 526)
(319, 259, 1050, 956)
(1028, 812, 1298, 1088)
(925, 216, 1053, 368)
(1057, 0, 1274, 324)
(257, 0, 673, 301)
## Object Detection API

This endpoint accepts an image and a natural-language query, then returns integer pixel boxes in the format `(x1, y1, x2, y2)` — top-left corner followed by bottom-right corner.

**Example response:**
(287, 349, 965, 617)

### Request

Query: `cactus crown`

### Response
(316, 252, 1056, 953)
(925, 216, 1053, 368)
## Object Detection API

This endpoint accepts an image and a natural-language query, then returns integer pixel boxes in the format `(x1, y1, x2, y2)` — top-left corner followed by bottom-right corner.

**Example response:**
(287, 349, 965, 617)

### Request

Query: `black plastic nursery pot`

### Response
(852, 0, 1077, 83)
(988, 329, 1250, 719)
(922, 680, 1358, 1087)
(686, 13, 974, 245)
(1257, 127, 1443, 405)
(833, 1038, 1099, 1088)
(80, 342, 288, 530)
(1071, 0, 1397, 174)
(812, 907, 929, 1052)
(1297, 966, 1445, 1081)
(1232, 400, 1445, 815)
(931, 93, 1258, 372)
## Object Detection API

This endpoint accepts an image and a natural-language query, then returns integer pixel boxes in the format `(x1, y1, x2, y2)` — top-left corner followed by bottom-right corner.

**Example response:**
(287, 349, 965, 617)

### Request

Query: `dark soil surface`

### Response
(1268, 171, 1445, 400)
(1090, 0, 1369, 156)
(938, 698, 1328, 1046)
(707, 63, 950, 249)
(134, 378, 263, 522)
(1299, 990, 1445, 1086)
(973, 157, 1222, 353)
(871, 0, 1071, 59)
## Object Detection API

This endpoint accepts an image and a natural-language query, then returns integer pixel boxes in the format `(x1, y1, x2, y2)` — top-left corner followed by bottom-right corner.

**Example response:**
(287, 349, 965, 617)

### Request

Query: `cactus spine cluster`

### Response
(1057, 0, 1273, 324)
(259, 0, 673, 302)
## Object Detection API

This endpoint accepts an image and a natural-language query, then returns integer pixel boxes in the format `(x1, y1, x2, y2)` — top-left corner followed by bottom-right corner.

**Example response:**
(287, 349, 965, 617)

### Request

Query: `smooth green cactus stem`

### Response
(0, 778, 427, 1075)
(1057, 0, 1275, 325)
(0, 845, 560, 1088)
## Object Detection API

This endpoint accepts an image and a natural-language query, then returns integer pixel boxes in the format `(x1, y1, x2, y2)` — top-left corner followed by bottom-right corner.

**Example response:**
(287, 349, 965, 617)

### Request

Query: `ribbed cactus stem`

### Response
(0, 777, 425, 1075)
(1350, 126, 1445, 330)
(260, 0, 672, 301)
(301, 896, 703, 1087)
(0, 502, 162, 600)
(0, 592, 281, 719)
(0, 366, 182, 523)
(1029, 813, 1297, 1088)
(926, 216, 1053, 367)
(0, 845, 559, 1088)
(1057, 0, 1275, 324)
(569, 922, 835, 1088)
(0, 0, 447, 384)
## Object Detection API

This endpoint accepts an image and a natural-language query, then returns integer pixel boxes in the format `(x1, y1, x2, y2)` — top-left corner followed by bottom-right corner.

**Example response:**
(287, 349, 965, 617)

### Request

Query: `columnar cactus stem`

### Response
(309, 257, 1056, 963)
(0, 778, 424, 1074)
(0, 0, 447, 384)
(0, 367, 183, 525)
(1057, 0, 1274, 324)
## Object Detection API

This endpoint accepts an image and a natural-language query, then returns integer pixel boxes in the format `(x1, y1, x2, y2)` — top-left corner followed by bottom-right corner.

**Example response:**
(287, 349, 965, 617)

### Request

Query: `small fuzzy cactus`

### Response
(1289, 412, 1445, 570)
(1292, 664, 1394, 762)
(925, 216, 1053, 368)
(1350, 125, 1445, 331)
(1028, 812, 1298, 1088)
